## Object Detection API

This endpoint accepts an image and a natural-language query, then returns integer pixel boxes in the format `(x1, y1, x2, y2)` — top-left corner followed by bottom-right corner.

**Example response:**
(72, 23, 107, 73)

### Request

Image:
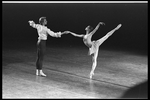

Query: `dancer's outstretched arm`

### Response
(61, 31, 70, 35)
(90, 22, 105, 34)
(46, 28, 62, 38)
(64, 31, 84, 38)
(28, 20, 38, 28)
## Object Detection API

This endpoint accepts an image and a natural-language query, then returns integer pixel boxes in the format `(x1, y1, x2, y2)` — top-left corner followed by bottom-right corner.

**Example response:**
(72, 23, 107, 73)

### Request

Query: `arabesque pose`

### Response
(66, 22, 122, 79)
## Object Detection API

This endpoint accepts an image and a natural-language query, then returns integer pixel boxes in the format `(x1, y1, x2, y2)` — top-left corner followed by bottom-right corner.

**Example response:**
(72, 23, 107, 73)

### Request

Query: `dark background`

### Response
(2, 3, 148, 55)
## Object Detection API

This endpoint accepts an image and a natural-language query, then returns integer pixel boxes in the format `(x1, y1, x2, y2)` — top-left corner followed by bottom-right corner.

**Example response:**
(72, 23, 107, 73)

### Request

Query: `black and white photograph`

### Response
(2, 1, 148, 99)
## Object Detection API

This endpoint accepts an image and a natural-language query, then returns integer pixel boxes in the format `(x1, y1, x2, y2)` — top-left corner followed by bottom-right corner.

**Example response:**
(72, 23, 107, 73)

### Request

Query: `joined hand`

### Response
(62, 31, 70, 34)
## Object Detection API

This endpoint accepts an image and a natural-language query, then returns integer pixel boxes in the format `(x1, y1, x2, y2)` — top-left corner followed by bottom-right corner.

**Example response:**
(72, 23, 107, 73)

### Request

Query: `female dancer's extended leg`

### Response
(97, 24, 122, 47)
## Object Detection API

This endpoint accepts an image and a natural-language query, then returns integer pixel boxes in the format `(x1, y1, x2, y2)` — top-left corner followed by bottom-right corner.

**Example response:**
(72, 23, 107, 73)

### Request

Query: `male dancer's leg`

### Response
(36, 40, 46, 76)
(39, 40, 46, 69)
(36, 42, 41, 70)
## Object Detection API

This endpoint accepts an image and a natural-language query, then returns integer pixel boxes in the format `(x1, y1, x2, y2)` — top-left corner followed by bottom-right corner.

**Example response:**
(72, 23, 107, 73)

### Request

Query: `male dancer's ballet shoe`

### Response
(39, 73, 47, 77)
(36, 70, 39, 76)
(36, 70, 47, 77)
(39, 70, 47, 77)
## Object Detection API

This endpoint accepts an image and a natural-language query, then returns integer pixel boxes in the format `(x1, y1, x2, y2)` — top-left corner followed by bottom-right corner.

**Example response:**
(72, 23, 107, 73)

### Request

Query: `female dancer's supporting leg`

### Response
(90, 48, 99, 79)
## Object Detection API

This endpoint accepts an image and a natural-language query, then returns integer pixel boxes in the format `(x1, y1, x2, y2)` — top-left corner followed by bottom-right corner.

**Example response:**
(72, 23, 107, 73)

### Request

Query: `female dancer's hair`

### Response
(85, 25, 93, 33)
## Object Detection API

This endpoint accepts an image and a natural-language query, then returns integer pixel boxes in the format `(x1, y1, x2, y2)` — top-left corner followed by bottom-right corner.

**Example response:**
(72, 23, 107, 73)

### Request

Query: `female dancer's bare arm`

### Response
(91, 22, 105, 34)
(64, 31, 84, 38)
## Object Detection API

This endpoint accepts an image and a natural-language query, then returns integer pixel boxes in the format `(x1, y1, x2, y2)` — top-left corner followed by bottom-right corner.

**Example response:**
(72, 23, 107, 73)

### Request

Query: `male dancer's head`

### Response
(39, 17, 47, 26)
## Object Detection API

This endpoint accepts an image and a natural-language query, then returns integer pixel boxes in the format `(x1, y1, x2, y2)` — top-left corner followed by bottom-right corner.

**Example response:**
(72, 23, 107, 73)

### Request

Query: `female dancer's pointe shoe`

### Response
(39, 70, 47, 77)
(90, 72, 94, 79)
(115, 24, 122, 30)
(90, 74, 92, 79)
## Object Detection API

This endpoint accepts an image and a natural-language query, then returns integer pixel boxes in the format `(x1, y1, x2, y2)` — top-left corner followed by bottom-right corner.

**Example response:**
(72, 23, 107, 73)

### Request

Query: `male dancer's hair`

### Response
(39, 17, 46, 25)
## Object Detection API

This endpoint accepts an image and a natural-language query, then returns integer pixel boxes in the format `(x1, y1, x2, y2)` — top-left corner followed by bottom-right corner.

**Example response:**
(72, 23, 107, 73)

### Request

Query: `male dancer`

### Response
(29, 17, 67, 77)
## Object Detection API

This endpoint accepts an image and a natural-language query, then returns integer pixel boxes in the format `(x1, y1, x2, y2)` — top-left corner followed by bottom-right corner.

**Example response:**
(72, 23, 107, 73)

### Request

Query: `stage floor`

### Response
(2, 46, 148, 98)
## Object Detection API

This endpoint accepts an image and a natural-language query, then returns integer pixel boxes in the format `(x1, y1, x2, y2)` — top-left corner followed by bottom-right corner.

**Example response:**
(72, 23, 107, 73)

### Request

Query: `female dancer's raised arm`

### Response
(90, 22, 105, 34)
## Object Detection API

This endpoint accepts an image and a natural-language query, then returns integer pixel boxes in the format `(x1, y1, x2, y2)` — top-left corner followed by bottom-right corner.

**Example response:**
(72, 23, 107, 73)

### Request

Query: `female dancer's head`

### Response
(85, 25, 93, 34)
(39, 17, 47, 26)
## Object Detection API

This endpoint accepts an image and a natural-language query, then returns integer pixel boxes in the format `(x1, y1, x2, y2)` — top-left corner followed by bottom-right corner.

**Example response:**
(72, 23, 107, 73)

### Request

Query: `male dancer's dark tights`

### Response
(36, 40, 46, 70)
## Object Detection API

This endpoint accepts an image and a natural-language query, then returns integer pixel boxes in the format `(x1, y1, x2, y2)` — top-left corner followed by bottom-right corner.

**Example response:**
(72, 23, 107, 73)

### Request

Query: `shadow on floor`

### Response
(120, 80, 148, 99)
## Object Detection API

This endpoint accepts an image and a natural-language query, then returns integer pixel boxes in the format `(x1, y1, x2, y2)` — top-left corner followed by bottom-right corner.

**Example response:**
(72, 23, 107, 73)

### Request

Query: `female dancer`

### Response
(28, 17, 67, 77)
(66, 22, 122, 79)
